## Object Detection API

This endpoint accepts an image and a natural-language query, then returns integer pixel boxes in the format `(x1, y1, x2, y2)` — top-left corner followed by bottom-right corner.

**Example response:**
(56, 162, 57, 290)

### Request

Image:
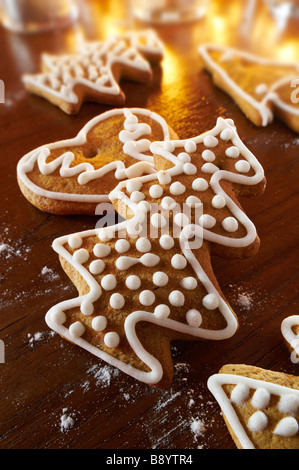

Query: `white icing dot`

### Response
(169, 290, 185, 307)
(136, 237, 151, 253)
(80, 300, 94, 316)
(186, 309, 202, 327)
(170, 181, 186, 196)
(161, 196, 177, 211)
(151, 213, 167, 229)
(98, 228, 113, 242)
(180, 277, 198, 290)
(230, 383, 250, 405)
(222, 217, 239, 232)
(159, 234, 175, 250)
(203, 135, 218, 148)
(104, 331, 120, 348)
(198, 214, 216, 229)
(92, 315, 107, 332)
(154, 304, 170, 318)
(153, 271, 168, 287)
(127, 220, 143, 237)
(185, 195, 202, 208)
(192, 178, 209, 192)
(149, 184, 163, 199)
(225, 146, 240, 158)
(109, 293, 125, 309)
(273, 417, 299, 437)
(69, 321, 85, 338)
(73, 248, 89, 264)
(202, 293, 219, 310)
(89, 259, 105, 275)
(115, 239, 130, 253)
(235, 160, 250, 173)
(201, 163, 219, 173)
(125, 275, 141, 290)
(93, 243, 111, 258)
(220, 128, 233, 141)
(139, 290, 155, 306)
(212, 194, 226, 209)
(178, 152, 191, 163)
(278, 394, 299, 415)
(174, 212, 190, 227)
(183, 162, 197, 175)
(171, 254, 187, 269)
(251, 388, 271, 409)
(157, 171, 171, 185)
(101, 274, 117, 291)
(126, 179, 142, 193)
(184, 140, 197, 153)
(51, 310, 66, 325)
(130, 191, 145, 203)
(68, 234, 82, 249)
(202, 150, 215, 162)
(248, 411, 268, 432)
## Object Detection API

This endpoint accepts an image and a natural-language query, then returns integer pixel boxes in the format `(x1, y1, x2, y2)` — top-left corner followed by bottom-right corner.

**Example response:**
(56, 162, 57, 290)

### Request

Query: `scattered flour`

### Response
(28, 330, 56, 347)
(190, 418, 206, 438)
(237, 292, 253, 310)
(59, 408, 76, 433)
(40, 266, 60, 281)
(86, 363, 120, 387)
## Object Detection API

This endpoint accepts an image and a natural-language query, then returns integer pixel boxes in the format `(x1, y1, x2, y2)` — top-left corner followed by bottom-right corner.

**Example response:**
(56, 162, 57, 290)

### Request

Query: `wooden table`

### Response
(0, 0, 298, 450)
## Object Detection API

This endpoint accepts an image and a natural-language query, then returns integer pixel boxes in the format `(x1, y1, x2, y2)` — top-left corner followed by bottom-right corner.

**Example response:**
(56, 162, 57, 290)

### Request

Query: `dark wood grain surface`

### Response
(0, 0, 298, 450)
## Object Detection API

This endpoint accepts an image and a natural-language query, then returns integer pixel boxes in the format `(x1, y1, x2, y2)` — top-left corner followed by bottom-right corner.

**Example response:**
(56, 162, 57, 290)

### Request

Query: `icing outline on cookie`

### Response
(17, 108, 170, 204)
(199, 44, 299, 128)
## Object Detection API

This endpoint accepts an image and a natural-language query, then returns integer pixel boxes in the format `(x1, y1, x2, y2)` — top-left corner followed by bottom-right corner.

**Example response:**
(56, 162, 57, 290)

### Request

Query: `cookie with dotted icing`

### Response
(22, 30, 163, 114)
(281, 316, 299, 365)
(45, 116, 265, 388)
(199, 44, 299, 132)
(208, 364, 299, 449)
(17, 108, 177, 215)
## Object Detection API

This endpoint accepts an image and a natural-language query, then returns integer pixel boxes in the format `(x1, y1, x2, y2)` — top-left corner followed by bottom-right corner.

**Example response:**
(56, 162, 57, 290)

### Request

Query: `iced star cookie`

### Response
(17, 108, 177, 215)
(45, 116, 265, 388)
(281, 316, 299, 365)
(208, 364, 299, 449)
(199, 44, 299, 132)
(23, 30, 163, 114)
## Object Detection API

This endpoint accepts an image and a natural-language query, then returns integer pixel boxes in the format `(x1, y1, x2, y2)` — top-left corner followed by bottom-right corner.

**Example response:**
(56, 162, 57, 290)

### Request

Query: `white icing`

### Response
(169, 290, 185, 307)
(251, 388, 271, 409)
(104, 331, 120, 348)
(150, 213, 167, 228)
(94, 243, 111, 258)
(154, 304, 170, 318)
(171, 254, 187, 270)
(17, 108, 170, 204)
(248, 411, 268, 432)
(222, 217, 239, 232)
(139, 290, 155, 306)
(149, 184, 163, 198)
(101, 274, 117, 290)
(192, 178, 209, 192)
(125, 275, 141, 290)
(186, 309, 202, 327)
(174, 212, 190, 227)
(183, 162, 197, 175)
(114, 239, 130, 253)
(202, 150, 216, 162)
(203, 135, 218, 148)
(178, 152, 191, 163)
(198, 214, 216, 229)
(92, 315, 107, 331)
(202, 293, 219, 310)
(69, 321, 85, 337)
(157, 171, 171, 185)
(235, 160, 251, 173)
(152, 271, 169, 287)
(89, 259, 105, 275)
(185, 195, 202, 208)
(81, 300, 94, 316)
(278, 394, 299, 416)
(230, 383, 250, 405)
(180, 277, 198, 290)
(68, 234, 82, 249)
(135, 237, 151, 253)
(212, 194, 226, 209)
(273, 417, 299, 437)
(226, 146, 240, 158)
(73, 248, 89, 264)
(169, 181, 186, 196)
(159, 234, 175, 250)
(109, 293, 125, 309)
(184, 140, 197, 153)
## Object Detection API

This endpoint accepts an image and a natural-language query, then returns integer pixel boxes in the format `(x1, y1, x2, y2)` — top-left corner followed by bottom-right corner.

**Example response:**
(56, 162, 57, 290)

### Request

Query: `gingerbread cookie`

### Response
(45, 115, 265, 388)
(208, 364, 299, 449)
(17, 108, 177, 215)
(23, 30, 163, 114)
(281, 316, 299, 364)
(199, 44, 299, 132)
